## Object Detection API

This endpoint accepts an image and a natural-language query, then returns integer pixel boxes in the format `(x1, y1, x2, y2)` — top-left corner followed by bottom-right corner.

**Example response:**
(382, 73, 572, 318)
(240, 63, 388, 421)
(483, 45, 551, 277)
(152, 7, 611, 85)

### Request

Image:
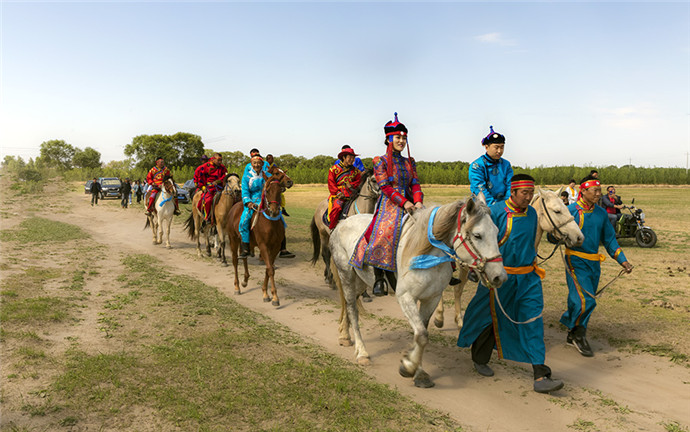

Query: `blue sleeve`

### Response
(601, 212, 627, 264)
(469, 159, 488, 200)
(241, 175, 251, 204)
(354, 158, 365, 172)
(504, 160, 513, 192)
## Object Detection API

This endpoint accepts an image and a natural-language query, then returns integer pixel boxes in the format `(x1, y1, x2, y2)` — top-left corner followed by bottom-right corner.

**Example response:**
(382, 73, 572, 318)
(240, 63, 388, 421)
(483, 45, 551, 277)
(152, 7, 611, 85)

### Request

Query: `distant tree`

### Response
(124, 132, 204, 170)
(275, 154, 306, 170)
(219, 150, 248, 168)
(72, 147, 102, 169)
(38, 139, 76, 170)
(2, 155, 26, 170)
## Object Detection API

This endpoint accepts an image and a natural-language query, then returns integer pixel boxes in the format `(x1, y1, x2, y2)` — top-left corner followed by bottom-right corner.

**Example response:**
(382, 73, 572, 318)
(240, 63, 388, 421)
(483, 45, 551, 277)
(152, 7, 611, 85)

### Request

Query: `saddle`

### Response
(321, 199, 355, 227)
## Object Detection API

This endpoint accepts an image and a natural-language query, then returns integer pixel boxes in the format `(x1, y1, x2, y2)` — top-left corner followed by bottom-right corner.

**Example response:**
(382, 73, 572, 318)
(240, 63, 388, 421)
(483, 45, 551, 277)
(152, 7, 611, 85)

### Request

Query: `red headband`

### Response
(251, 155, 263, 162)
(511, 179, 535, 189)
(580, 179, 600, 190)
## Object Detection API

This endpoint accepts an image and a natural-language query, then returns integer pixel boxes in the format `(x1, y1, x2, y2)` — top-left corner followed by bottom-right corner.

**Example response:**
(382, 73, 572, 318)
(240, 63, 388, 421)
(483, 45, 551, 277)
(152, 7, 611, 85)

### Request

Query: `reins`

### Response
(536, 195, 573, 264)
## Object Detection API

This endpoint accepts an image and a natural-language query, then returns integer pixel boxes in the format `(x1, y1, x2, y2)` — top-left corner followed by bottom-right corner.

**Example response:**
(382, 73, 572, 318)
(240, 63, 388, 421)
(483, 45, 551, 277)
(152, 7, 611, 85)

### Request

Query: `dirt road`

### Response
(48, 190, 689, 432)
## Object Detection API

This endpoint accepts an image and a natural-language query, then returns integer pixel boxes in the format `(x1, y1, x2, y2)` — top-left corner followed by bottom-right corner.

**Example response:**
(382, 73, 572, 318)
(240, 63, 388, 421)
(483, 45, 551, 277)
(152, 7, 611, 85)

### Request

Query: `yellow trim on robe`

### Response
(565, 249, 606, 262)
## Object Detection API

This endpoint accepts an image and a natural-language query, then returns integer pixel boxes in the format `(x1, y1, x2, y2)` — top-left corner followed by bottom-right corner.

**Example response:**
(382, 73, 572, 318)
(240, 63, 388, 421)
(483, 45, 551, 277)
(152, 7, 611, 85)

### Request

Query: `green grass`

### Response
(0, 296, 71, 323)
(0, 217, 88, 243)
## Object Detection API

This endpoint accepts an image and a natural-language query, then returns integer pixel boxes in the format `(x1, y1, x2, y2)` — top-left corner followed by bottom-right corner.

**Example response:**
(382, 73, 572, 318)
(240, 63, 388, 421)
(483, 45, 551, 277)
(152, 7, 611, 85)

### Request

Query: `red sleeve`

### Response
(145, 168, 154, 185)
(328, 166, 339, 196)
(193, 165, 204, 185)
(373, 156, 406, 207)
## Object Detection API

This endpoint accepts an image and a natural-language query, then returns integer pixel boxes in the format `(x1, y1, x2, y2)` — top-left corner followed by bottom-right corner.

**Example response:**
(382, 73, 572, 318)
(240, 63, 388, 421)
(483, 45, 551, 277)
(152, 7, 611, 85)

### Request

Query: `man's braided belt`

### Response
(565, 249, 606, 262)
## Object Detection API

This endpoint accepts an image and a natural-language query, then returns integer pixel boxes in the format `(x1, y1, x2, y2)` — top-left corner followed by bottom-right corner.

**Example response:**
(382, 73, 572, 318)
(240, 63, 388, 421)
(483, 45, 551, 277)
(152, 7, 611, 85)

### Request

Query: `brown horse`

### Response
(183, 173, 239, 258)
(213, 173, 242, 266)
(225, 166, 292, 306)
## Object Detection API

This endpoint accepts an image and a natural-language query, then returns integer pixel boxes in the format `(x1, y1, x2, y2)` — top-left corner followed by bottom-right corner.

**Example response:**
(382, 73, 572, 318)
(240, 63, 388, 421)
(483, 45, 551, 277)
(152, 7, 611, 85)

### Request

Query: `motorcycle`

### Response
(616, 198, 657, 248)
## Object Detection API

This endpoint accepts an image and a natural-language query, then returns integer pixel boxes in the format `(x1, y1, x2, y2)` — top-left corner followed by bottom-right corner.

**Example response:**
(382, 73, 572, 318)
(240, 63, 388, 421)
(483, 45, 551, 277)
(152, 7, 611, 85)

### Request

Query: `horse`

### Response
(329, 194, 507, 388)
(144, 177, 177, 248)
(225, 166, 292, 306)
(310, 169, 380, 288)
(432, 187, 585, 330)
(213, 173, 242, 266)
(184, 173, 238, 258)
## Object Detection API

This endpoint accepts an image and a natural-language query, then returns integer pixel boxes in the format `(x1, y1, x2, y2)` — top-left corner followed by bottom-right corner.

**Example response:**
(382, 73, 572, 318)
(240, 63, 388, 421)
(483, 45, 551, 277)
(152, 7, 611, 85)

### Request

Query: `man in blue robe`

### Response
(457, 174, 563, 394)
(561, 175, 633, 357)
(469, 126, 513, 207)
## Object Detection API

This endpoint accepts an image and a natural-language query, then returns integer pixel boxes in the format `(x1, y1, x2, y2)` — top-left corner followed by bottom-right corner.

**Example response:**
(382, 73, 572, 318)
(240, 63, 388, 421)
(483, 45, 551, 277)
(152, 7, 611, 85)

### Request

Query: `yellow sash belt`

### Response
(504, 264, 546, 280)
(565, 249, 606, 262)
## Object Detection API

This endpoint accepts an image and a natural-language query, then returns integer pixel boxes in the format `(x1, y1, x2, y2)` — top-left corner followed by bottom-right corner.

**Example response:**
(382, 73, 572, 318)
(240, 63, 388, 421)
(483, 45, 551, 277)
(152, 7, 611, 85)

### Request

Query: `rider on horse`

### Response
(469, 126, 514, 207)
(327, 147, 362, 230)
(457, 174, 564, 394)
(145, 157, 180, 216)
(349, 112, 424, 297)
(194, 153, 228, 227)
(239, 153, 267, 258)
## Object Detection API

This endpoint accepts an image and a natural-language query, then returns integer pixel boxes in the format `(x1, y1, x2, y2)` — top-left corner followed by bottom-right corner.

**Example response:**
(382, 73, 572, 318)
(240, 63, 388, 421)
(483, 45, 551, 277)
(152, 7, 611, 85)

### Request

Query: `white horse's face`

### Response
(536, 188, 584, 247)
(454, 199, 507, 289)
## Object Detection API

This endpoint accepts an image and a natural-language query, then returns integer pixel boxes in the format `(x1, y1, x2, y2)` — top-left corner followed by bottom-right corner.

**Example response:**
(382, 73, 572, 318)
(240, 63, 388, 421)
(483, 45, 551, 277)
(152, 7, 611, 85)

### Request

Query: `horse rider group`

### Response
(325, 113, 634, 394)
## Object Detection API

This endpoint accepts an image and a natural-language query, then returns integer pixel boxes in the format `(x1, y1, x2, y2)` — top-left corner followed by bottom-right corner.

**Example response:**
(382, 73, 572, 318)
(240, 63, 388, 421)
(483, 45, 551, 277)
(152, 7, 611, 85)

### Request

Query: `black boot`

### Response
(372, 267, 388, 297)
(282, 208, 290, 217)
(384, 270, 397, 293)
(239, 242, 250, 258)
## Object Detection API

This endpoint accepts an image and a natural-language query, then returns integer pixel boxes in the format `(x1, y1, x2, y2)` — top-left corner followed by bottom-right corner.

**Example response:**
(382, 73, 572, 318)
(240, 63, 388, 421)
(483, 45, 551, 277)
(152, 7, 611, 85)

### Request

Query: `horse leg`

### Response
(194, 214, 203, 257)
(332, 256, 353, 346)
(267, 255, 279, 307)
(231, 244, 241, 295)
(349, 277, 371, 365)
(453, 267, 470, 329)
(204, 230, 212, 257)
(164, 216, 172, 248)
(433, 290, 446, 329)
(397, 290, 438, 388)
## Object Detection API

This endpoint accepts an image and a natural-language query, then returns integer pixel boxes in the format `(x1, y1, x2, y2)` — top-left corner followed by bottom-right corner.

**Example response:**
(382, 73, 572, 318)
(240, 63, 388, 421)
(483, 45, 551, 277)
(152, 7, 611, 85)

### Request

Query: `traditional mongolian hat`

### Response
(384, 112, 408, 138)
(481, 126, 505, 145)
(338, 147, 359, 160)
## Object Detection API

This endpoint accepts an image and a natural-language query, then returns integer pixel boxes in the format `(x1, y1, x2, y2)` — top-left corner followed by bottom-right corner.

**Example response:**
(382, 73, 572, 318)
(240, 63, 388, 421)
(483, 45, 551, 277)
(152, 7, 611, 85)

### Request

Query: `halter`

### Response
(536, 195, 574, 264)
(451, 204, 503, 279)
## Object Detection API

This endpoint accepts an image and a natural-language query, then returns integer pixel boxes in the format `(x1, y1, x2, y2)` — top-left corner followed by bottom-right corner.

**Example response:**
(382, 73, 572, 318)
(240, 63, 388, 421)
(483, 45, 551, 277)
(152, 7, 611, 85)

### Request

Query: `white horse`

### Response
(432, 187, 585, 330)
(310, 169, 380, 287)
(144, 177, 177, 248)
(330, 194, 507, 388)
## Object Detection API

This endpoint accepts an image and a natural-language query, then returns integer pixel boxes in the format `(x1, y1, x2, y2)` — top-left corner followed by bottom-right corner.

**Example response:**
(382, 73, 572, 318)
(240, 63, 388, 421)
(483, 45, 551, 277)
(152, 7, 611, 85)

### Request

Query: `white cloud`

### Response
(474, 32, 517, 46)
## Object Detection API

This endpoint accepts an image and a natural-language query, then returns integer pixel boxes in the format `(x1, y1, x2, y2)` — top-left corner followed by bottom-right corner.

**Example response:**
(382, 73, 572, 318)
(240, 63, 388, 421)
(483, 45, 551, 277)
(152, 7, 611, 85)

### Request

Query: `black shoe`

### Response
(473, 362, 494, 377)
(372, 279, 387, 297)
(281, 208, 290, 217)
(361, 290, 373, 303)
(467, 270, 479, 283)
(534, 377, 564, 393)
(239, 242, 250, 258)
(279, 250, 295, 258)
(567, 331, 594, 357)
(449, 277, 462, 286)
(174, 209, 181, 216)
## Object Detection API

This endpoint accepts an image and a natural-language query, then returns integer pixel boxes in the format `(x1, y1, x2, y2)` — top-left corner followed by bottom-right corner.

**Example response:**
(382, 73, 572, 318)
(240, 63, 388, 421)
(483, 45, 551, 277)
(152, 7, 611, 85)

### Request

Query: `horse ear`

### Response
(556, 186, 564, 195)
(262, 172, 269, 181)
(466, 196, 476, 214)
(476, 191, 487, 205)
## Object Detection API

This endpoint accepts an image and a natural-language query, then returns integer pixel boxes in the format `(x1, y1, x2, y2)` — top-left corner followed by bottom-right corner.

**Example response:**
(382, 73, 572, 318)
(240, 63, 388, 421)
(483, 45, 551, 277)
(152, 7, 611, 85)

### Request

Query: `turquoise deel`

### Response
(457, 201, 545, 365)
(469, 154, 513, 206)
(239, 170, 265, 243)
(559, 201, 627, 330)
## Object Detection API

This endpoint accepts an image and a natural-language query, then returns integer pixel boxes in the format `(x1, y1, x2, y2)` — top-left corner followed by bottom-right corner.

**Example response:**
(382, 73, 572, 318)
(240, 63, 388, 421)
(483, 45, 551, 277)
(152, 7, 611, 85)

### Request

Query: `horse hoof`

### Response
(399, 363, 415, 378)
(338, 338, 353, 347)
(433, 318, 444, 329)
(234, 290, 241, 295)
(241, 281, 248, 288)
(356, 356, 371, 366)
(222, 262, 228, 267)
(272, 300, 280, 307)
(263, 297, 271, 303)
(414, 372, 435, 388)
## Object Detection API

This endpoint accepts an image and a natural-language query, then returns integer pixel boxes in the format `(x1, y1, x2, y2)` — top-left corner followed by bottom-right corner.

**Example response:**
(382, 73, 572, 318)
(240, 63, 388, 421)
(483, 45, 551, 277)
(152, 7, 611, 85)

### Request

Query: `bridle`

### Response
(260, 177, 284, 219)
(536, 195, 574, 263)
(451, 203, 503, 286)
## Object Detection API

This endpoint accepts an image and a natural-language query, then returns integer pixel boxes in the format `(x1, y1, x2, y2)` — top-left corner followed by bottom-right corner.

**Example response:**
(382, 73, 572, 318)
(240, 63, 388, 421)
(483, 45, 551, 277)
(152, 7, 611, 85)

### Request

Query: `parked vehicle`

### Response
(98, 177, 122, 200)
(182, 179, 196, 195)
(176, 184, 190, 204)
(84, 180, 93, 194)
(616, 199, 657, 248)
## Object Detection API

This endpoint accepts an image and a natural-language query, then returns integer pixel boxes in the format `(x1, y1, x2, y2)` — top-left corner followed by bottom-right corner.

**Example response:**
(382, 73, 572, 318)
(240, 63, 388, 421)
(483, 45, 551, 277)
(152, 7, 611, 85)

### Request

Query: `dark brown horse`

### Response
(225, 166, 292, 306)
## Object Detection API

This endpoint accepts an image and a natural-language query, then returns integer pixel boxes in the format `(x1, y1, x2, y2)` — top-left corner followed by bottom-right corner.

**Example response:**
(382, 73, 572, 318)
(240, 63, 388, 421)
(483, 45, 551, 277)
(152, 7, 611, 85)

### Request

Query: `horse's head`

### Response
(162, 176, 176, 195)
(224, 173, 242, 201)
(533, 187, 584, 247)
(360, 168, 380, 196)
(268, 165, 294, 189)
(451, 196, 507, 289)
(261, 171, 285, 218)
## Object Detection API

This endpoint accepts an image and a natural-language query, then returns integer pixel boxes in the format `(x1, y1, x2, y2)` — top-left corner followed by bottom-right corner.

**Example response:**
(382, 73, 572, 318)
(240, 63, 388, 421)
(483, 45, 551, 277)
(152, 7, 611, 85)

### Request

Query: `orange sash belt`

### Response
(504, 264, 546, 280)
(565, 249, 606, 262)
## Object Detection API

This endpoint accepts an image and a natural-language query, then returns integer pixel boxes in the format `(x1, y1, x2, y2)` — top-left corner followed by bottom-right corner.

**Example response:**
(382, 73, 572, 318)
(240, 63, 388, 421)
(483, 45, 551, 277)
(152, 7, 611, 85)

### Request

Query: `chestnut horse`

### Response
(213, 173, 242, 266)
(225, 166, 292, 306)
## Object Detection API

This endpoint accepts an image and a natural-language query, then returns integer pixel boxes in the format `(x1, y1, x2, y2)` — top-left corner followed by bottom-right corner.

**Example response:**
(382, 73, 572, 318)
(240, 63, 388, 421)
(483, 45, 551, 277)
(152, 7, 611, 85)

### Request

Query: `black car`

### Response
(176, 184, 190, 204)
(84, 180, 93, 194)
(98, 177, 122, 199)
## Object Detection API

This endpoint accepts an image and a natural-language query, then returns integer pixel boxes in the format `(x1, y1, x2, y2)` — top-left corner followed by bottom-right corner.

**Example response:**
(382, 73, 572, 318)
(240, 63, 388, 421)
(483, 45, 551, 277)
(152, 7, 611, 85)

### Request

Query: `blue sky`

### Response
(1, 1, 688, 168)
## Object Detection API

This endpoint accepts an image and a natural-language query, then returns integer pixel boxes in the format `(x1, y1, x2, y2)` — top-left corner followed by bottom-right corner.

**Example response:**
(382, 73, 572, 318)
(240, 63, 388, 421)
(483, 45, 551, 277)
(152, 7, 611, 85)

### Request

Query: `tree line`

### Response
(3, 134, 689, 186)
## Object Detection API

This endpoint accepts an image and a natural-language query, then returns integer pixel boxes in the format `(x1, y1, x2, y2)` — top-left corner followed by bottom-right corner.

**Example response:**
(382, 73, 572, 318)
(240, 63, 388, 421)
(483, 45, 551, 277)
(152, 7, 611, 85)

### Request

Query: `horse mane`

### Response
(226, 172, 240, 180)
(400, 198, 490, 267)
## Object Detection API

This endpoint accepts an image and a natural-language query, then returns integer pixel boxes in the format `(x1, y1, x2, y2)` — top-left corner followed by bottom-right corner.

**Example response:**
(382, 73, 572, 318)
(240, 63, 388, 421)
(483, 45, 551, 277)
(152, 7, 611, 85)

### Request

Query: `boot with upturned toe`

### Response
(449, 277, 462, 286)
(567, 327, 594, 357)
(239, 242, 250, 258)
(372, 268, 388, 297)
(473, 362, 494, 377)
(534, 377, 564, 393)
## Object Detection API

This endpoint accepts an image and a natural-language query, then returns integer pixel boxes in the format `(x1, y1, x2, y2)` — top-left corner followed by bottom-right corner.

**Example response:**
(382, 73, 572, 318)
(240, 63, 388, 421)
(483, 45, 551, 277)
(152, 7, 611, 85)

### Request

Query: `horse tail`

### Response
(183, 212, 197, 240)
(144, 217, 150, 230)
(309, 218, 321, 265)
